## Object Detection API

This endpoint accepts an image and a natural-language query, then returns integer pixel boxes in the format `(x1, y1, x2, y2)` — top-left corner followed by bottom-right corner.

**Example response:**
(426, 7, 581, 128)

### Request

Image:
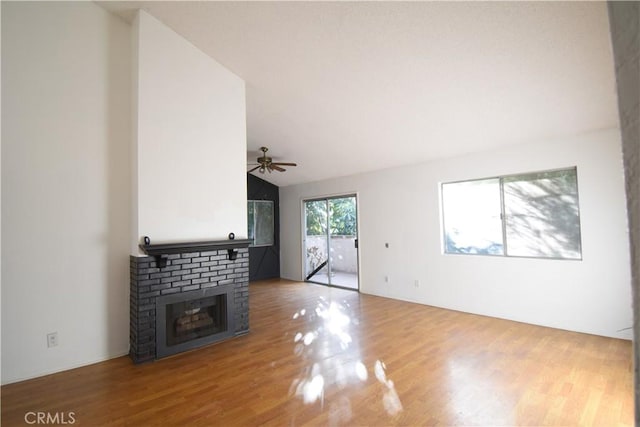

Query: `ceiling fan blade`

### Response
(271, 164, 286, 172)
(272, 162, 297, 167)
(248, 165, 261, 173)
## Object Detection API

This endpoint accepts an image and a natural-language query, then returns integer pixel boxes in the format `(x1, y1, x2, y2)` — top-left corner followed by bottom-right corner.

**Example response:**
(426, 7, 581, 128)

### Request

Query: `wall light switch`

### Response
(47, 332, 58, 348)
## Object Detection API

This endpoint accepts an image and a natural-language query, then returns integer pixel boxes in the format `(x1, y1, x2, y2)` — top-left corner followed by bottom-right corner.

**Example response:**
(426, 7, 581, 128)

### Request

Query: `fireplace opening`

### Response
(156, 285, 236, 359)
(167, 294, 227, 347)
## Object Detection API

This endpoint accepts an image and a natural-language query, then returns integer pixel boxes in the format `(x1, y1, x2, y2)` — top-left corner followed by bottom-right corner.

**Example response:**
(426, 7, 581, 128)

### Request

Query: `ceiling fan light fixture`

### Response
(248, 146, 297, 175)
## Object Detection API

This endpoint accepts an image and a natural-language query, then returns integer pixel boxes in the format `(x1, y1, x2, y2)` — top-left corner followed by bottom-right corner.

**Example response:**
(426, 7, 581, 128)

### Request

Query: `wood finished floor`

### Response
(1, 279, 633, 426)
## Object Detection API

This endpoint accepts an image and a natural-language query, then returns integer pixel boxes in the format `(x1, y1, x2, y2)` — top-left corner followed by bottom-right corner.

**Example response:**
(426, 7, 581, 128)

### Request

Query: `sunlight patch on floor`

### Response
(289, 297, 403, 424)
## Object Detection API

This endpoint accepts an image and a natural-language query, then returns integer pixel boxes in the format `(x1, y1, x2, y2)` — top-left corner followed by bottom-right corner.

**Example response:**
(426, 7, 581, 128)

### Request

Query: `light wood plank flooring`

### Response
(1, 279, 633, 426)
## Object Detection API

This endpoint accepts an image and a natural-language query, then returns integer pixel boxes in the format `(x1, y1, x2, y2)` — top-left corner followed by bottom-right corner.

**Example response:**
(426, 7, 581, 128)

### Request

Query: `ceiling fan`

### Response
(248, 146, 297, 174)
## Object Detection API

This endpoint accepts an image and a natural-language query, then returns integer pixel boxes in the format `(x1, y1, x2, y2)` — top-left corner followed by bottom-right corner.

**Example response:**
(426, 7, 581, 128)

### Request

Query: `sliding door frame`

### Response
(301, 192, 360, 291)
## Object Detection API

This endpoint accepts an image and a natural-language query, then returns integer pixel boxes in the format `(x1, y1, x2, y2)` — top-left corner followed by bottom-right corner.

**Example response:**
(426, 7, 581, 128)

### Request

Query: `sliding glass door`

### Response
(303, 195, 358, 290)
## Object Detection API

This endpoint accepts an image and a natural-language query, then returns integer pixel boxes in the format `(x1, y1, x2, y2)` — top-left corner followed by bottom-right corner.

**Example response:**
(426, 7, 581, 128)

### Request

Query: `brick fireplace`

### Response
(130, 241, 249, 363)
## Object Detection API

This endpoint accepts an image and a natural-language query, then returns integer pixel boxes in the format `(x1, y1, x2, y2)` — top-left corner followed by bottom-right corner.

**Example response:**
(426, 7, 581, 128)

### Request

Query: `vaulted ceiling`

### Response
(99, 1, 619, 187)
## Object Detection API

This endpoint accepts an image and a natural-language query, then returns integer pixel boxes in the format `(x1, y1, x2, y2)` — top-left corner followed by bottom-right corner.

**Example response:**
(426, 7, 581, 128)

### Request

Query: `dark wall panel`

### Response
(247, 174, 280, 281)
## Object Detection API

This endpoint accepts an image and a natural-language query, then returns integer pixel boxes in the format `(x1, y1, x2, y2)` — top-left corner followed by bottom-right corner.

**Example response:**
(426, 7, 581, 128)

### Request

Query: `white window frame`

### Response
(441, 167, 582, 260)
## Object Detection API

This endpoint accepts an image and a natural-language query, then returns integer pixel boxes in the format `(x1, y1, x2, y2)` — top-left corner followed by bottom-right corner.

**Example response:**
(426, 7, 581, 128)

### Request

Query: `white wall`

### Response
(281, 129, 633, 339)
(1, 5, 248, 384)
(2, 2, 132, 384)
(132, 11, 247, 253)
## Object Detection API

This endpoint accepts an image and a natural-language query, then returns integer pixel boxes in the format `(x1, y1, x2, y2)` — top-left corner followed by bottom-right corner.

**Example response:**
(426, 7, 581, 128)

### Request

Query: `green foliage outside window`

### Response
(305, 197, 356, 236)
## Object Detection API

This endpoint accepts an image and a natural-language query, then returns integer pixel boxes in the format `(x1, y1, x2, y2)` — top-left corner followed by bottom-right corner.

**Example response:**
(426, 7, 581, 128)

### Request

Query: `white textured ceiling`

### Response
(99, 1, 619, 187)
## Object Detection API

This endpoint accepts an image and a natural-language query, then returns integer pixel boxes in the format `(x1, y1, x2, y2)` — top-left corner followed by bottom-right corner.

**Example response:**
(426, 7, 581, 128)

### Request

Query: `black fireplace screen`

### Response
(156, 285, 236, 359)
(166, 294, 227, 347)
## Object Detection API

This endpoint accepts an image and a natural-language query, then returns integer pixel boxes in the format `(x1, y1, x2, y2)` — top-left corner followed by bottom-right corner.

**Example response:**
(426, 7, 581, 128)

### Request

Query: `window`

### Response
(442, 168, 582, 260)
(247, 200, 274, 247)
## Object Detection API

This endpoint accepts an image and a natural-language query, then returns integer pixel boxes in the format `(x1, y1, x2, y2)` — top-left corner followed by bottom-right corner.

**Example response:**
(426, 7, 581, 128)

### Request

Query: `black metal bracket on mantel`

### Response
(139, 239, 251, 268)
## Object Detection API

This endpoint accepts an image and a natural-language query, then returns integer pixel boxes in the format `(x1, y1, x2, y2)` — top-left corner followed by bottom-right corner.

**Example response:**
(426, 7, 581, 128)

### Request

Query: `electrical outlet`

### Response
(47, 332, 58, 348)
(414, 280, 420, 288)
(384, 275, 389, 283)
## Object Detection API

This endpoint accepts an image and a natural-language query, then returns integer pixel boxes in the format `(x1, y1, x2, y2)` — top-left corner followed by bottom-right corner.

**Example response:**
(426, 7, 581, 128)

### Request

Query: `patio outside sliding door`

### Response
(303, 195, 358, 290)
